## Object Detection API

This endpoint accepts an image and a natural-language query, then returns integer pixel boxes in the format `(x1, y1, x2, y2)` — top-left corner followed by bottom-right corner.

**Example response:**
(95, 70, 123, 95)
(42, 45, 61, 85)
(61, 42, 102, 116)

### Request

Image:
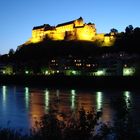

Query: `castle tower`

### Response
(74, 17, 84, 27)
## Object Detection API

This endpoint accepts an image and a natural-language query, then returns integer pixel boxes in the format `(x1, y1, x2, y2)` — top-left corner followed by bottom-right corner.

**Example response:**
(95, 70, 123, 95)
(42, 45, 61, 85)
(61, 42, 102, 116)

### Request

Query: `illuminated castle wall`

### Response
(25, 17, 115, 46)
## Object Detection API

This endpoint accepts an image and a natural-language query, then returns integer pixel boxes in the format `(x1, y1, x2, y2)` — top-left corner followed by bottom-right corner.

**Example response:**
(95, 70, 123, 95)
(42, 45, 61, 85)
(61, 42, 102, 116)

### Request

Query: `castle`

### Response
(24, 17, 115, 46)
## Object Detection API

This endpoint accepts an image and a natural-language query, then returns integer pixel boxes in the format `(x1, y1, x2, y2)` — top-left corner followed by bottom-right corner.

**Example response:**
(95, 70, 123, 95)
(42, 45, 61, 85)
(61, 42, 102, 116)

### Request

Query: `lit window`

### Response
(45, 70, 49, 75)
(51, 60, 55, 63)
(86, 64, 91, 67)
(95, 70, 105, 76)
(72, 71, 76, 75)
(76, 63, 81, 66)
(25, 71, 29, 74)
(123, 67, 135, 76)
(3, 70, 5, 74)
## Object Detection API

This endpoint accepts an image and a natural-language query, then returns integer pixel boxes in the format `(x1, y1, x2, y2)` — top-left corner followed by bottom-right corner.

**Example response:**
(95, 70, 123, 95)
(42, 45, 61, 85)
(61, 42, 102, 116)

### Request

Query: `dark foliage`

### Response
(0, 100, 140, 140)
(0, 107, 111, 140)
(111, 95, 140, 140)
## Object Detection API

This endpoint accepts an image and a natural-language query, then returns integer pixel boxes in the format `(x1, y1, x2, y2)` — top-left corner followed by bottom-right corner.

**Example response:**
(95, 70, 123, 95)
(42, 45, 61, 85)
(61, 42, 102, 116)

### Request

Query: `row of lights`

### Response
(1, 65, 135, 76)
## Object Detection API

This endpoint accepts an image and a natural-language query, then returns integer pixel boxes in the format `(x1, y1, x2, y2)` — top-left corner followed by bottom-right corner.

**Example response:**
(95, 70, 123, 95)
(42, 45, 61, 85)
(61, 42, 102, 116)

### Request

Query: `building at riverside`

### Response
(0, 53, 137, 76)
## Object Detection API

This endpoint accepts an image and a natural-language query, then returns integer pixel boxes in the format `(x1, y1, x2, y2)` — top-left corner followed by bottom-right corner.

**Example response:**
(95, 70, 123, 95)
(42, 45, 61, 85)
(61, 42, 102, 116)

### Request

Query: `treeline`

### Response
(0, 41, 113, 63)
(113, 25, 140, 52)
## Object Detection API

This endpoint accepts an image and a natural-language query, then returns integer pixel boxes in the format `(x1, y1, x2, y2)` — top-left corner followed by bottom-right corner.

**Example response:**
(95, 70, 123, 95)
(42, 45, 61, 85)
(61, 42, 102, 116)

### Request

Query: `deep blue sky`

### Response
(0, 0, 140, 54)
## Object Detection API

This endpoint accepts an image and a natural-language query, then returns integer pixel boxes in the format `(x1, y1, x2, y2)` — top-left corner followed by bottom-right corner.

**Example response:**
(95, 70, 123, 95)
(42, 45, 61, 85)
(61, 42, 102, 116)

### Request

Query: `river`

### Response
(0, 85, 140, 133)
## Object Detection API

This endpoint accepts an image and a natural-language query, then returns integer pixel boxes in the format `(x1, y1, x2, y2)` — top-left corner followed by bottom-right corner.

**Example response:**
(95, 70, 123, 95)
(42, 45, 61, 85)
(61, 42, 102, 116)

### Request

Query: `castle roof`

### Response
(56, 17, 83, 27)
(32, 17, 84, 30)
(33, 25, 45, 30)
(56, 20, 75, 27)
(33, 24, 51, 30)
(87, 22, 95, 25)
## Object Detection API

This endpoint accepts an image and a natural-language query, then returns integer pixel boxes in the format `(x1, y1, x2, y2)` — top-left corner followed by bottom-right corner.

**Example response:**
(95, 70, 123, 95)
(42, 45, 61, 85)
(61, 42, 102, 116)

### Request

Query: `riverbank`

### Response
(0, 75, 140, 89)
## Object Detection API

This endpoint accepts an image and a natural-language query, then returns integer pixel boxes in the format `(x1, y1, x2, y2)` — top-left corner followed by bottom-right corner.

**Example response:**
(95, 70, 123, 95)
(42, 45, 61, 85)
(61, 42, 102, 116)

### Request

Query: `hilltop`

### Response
(18, 17, 116, 50)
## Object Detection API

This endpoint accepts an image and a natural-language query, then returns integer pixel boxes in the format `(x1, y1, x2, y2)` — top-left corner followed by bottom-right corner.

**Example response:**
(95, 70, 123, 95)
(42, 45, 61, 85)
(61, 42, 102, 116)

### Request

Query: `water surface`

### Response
(0, 85, 140, 132)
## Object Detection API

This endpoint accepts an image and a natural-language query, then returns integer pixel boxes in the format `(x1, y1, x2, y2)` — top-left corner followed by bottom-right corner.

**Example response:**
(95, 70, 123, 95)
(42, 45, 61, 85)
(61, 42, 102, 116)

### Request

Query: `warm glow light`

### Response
(79, 33, 92, 40)
(51, 60, 55, 62)
(76, 63, 82, 66)
(31, 38, 41, 43)
(24, 17, 115, 47)
(104, 36, 110, 43)
(86, 64, 91, 67)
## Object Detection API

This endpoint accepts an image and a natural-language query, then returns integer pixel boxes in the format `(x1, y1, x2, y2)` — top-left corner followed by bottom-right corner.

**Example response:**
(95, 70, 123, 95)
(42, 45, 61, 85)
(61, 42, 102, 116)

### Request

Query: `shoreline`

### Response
(0, 75, 140, 89)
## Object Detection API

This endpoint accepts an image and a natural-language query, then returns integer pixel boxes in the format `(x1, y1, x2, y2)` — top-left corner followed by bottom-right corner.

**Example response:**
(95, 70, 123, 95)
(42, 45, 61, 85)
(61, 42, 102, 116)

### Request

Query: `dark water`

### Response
(0, 85, 140, 133)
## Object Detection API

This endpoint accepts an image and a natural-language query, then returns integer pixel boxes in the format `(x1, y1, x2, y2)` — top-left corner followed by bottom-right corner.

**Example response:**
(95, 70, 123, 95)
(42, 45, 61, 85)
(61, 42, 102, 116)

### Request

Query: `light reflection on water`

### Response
(2, 86, 7, 105)
(71, 89, 76, 110)
(45, 89, 49, 112)
(124, 91, 131, 108)
(96, 91, 103, 111)
(0, 86, 140, 132)
(25, 87, 29, 109)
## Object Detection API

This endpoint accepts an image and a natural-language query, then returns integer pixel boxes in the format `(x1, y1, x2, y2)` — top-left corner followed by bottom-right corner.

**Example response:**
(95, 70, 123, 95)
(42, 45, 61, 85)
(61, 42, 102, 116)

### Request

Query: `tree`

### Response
(110, 28, 118, 35)
(8, 48, 15, 56)
(125, 25, 133, 34)
(134, 27, 140, 36)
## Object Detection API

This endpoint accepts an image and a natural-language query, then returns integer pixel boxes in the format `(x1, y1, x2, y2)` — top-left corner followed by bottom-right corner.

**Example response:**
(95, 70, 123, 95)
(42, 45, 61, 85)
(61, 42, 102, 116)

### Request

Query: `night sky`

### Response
(0, 0, 140, 54)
